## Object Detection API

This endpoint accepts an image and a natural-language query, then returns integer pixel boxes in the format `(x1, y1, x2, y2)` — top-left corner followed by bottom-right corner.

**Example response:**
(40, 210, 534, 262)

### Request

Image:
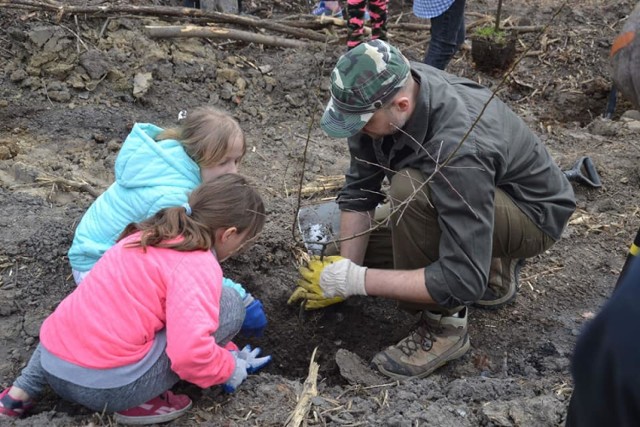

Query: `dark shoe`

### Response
(0, 387, 34, 418)
(114, 391, 192, 425)
(371, 308, 470, 379)
(474, 258, 525, 310)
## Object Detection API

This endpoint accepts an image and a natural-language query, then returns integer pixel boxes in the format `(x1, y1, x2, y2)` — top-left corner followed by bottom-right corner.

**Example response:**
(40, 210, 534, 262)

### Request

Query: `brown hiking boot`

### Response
(474, 258, 525, 310)
(371, 308, 470, 379)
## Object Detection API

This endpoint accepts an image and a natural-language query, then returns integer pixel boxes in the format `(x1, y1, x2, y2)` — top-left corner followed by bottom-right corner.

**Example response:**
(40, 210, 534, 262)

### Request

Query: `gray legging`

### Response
(13, 287, 244, 412)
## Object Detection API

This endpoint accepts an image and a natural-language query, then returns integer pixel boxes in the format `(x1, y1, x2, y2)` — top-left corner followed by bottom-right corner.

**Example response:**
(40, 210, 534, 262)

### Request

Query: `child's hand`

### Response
(223, 345, 271, 393)
(223, 355, 248, 393)
(241, 295, 267, 337)
(236, 344, 271, 373)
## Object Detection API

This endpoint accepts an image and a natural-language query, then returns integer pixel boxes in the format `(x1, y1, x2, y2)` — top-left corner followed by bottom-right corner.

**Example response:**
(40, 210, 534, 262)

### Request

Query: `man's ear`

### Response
(395, 95, 411, 113)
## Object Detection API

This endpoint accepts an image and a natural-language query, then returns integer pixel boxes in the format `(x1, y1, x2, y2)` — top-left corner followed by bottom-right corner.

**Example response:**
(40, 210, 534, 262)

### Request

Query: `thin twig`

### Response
(292, 34, 331, 240)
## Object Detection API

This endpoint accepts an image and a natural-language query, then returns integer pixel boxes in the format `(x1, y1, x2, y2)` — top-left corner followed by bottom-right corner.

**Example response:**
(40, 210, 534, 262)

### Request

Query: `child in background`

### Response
(346, 0, 388, 50)
(0, 174, 270, 425)
(312, 1, 343, 17)
(68, 106, 267, 337)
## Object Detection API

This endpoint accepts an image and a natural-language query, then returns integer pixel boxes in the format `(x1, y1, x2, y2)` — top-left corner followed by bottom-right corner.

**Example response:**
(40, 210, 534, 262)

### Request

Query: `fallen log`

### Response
(0, 0, 329, 42)
(146, 24, 309, 48)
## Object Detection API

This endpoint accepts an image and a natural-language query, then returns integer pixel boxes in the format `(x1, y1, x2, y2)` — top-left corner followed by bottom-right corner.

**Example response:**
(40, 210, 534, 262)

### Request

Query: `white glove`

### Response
(320, 258, 368, 298)
(223, 356, 248, 393)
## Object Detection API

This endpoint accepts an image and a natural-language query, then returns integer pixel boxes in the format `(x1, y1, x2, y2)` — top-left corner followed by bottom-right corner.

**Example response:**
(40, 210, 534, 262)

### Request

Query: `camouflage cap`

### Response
(321, 40, 411, 138)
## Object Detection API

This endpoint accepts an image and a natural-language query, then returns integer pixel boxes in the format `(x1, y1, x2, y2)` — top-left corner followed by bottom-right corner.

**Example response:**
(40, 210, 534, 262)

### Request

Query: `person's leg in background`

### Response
(367, 0, 389, 42)
(424, 0, 466, 70)
(347, 0, 368, 49)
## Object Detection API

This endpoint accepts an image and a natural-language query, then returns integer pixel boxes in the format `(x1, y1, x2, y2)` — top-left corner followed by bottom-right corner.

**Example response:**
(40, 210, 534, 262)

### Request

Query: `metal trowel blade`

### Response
(297, 200, 341, 256)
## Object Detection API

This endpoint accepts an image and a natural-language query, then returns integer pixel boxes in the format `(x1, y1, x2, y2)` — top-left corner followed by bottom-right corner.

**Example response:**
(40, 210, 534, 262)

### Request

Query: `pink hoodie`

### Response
(39, 233, 235, 388)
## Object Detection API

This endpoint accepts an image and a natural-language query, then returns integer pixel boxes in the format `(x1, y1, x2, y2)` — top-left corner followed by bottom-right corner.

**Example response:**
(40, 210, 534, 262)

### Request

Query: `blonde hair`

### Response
(156, 106, 246, 168)
(119, 174, 265, 252)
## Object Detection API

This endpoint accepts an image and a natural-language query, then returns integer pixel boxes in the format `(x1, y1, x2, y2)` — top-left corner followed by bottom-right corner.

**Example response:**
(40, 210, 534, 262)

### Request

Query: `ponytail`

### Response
(119, 174, 265, 252)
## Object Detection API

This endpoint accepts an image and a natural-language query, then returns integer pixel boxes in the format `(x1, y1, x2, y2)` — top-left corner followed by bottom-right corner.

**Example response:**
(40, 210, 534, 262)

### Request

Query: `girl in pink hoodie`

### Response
(0, 174, 270, 425)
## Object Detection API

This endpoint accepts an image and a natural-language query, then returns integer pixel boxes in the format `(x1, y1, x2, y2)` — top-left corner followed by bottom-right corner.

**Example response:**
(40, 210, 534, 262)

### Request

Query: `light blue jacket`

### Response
(68, 123, 202, 272)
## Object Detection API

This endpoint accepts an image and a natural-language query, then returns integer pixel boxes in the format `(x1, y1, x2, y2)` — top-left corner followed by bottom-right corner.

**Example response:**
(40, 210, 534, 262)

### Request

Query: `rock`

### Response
(586, 117, 620, 136)
(217, 68, 240, 83)
(220, 82, 234, 100)
(481, 395, 565, 427)
(620, 109, 640, 121)
(258, 64, 273, 74)
(626, 120, 640, 131)
(335, 348, 386, 387)
(28, 26, 58, 49)
(132, 72, 153, 99)
(0, 317, 21, 339)
(80, 49, 112, 80)
(48, 89, 71, 103)
(264, 76, 277, 92)
(23, 313, 47, 337)
(9, 69, 28, 82)
(235, 77, 247, 91)
(0, 139, 19, 160)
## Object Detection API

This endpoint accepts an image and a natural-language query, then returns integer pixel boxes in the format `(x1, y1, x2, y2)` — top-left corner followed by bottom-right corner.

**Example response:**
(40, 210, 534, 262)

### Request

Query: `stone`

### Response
(80, 49, 112, 80)
(132, 72, 153, 99)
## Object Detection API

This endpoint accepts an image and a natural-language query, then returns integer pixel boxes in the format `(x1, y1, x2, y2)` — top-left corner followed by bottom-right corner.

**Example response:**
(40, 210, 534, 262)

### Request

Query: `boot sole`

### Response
(472, 286, 518, 310)
(374, 335, 471, 380)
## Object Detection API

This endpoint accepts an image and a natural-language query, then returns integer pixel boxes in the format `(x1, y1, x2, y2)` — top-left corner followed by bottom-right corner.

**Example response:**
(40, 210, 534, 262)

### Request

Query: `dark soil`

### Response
(1, 0, 639, 425)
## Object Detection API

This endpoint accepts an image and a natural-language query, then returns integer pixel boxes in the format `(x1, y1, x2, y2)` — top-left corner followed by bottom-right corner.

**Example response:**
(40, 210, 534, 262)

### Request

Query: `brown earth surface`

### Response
(1, 0, 639, 425)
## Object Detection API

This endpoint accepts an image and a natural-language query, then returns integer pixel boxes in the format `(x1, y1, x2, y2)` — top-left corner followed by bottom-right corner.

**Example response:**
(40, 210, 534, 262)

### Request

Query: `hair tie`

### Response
(182, 203, 192, 216)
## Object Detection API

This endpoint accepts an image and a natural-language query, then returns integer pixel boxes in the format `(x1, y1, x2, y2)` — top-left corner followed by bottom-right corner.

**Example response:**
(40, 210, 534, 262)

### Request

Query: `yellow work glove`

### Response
(288, 256, 368, 310)
(288, 256, 346, 310)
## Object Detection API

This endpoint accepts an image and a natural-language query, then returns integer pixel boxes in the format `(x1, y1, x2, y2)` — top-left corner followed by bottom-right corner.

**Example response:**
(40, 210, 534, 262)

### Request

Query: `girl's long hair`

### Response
(119, 174, 265, 252)
(155, 106, 246, 168)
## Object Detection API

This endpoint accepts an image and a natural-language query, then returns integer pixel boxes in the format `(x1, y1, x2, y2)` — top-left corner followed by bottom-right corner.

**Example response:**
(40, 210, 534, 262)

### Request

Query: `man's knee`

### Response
(389, 168, 431, 207)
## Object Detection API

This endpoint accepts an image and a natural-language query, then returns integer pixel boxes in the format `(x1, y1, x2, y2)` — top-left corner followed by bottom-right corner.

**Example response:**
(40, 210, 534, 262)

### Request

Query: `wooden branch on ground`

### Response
(146, 25, 310, 48)
(285, 347, 319, 427)
(0, 0, 329, 42)
(300, 175, 344, 196)
(33, 176, 101, 198)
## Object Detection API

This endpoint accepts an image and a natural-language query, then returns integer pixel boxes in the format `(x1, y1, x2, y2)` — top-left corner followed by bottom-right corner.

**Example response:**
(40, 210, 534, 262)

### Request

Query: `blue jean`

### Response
(13, 287, 244, 412)
(424, 0, 466, 70)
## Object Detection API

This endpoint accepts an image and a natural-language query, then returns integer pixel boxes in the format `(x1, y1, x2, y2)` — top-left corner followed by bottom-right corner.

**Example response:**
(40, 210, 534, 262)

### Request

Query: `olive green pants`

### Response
(363, 168, 555, 313)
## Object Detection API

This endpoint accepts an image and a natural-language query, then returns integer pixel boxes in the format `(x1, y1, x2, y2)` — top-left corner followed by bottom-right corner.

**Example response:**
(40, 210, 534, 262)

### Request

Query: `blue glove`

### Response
(241, 294, 267, 337)
(223, 345, 271, 393)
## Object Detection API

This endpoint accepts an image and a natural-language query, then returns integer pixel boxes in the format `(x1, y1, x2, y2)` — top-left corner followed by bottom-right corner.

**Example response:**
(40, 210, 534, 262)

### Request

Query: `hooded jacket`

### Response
(68, 123, 201, 272)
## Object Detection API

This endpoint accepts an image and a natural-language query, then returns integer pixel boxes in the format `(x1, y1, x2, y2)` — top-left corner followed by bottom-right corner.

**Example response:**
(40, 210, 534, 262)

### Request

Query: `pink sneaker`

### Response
(114, 391, 192, 425)
(0, 387, 35, 418)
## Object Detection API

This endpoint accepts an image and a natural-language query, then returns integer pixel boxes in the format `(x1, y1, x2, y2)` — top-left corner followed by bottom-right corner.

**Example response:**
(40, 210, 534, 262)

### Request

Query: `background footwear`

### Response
(371, 308, 470, 379)
(474, 258, 525, 310)
(114, 391, 192, 425)
(0, 387, 34, 418)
